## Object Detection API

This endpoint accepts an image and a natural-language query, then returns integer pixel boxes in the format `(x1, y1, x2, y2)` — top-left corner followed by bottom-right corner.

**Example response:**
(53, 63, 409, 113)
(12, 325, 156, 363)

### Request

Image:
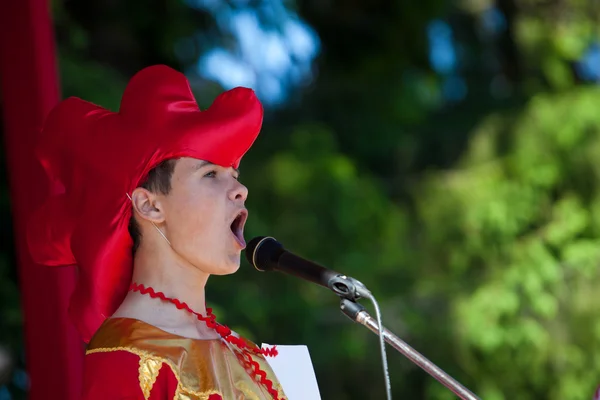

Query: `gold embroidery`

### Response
(174, 389, 192, 400)
(274, 384, 287, 400)
(175, 384, 221, 400)
(87, 347, 223, 400)
(139, 355, 162, 399)
(235, 380, 261, 400)
(86, 318, 286, 400)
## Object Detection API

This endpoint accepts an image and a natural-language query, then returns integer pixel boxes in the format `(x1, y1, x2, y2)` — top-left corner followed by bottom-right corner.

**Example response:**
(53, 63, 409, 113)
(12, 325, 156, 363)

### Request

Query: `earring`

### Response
(126, 193, 172, 246)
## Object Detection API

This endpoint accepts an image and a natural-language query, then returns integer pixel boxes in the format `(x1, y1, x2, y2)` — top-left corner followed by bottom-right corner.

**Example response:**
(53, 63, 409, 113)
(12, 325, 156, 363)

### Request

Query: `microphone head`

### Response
(245, 236, 284, 271)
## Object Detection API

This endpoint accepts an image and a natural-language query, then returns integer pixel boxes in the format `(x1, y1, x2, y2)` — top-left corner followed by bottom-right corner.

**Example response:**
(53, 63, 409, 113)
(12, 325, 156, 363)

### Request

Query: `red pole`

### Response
(0, 1, 83, 399)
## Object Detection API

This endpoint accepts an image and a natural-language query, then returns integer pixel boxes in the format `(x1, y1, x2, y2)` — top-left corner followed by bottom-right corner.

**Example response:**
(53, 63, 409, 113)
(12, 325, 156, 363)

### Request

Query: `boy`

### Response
(27, 65, 284, 399)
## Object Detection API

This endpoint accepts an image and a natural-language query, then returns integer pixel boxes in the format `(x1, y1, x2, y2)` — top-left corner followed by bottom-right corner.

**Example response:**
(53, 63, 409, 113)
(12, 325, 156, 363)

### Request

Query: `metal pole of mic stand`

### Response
(340, 299, 480, 400)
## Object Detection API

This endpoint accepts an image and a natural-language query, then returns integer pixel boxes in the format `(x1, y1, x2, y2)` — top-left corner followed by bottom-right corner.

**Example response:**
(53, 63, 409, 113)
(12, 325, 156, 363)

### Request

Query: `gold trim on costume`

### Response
(86, 318, 286, 400)
(235, 380, 262, 400)
(86, 347, 223, 400)
(139, 355, 162, 399)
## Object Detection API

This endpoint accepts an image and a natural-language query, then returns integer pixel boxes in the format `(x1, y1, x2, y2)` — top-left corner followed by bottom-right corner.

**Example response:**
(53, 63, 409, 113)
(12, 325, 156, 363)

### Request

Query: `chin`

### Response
(211, 253, 242, 276)
(211, 263, 241, 276)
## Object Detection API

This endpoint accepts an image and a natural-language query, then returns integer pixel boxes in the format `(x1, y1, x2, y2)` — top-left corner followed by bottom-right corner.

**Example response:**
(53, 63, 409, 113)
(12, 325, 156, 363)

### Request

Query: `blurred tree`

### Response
(411, 88, 600, 399)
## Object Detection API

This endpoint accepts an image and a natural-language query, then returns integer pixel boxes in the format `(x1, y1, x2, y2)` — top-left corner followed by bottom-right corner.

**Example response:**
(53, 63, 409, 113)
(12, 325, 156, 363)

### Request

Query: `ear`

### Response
(130, 187, 165, 224)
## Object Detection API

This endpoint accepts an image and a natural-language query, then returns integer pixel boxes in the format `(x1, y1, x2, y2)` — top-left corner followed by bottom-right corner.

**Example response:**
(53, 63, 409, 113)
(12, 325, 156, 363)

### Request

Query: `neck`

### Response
(111, 240, 218, 339)
(131, 241, 210, 314)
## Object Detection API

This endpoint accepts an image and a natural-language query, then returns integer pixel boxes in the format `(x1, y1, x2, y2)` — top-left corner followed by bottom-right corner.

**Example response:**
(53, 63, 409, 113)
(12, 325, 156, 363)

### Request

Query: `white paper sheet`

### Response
(261, 344, 321, 400)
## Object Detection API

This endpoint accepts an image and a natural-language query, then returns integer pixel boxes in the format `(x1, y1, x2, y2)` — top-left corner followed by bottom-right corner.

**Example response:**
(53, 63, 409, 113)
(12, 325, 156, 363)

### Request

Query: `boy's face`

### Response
(158, 157, 248, 275)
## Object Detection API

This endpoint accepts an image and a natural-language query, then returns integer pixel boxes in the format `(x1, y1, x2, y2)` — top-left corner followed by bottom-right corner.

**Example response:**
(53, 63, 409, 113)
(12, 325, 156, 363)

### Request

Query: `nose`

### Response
(229, 180, 248, 202)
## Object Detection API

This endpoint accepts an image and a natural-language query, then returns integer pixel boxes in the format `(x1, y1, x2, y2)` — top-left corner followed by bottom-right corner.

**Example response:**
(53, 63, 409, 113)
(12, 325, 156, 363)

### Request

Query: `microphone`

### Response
(245, 236, 370, 300)
(247, 237, 398, 399)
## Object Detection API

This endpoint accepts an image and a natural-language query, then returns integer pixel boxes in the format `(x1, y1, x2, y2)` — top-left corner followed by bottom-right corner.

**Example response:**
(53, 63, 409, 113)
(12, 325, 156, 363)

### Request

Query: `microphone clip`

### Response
(327, 275, 371, 301)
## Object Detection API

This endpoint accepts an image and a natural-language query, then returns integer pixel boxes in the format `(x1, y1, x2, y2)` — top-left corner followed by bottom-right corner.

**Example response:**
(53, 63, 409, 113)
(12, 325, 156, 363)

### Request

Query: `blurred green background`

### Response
(2, 0, 600, 399)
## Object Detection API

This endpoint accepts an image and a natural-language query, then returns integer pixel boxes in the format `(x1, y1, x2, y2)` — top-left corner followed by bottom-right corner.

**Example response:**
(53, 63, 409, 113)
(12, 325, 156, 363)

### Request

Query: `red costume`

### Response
(83, 318, 284, 399)
(27, 65, 286, 399)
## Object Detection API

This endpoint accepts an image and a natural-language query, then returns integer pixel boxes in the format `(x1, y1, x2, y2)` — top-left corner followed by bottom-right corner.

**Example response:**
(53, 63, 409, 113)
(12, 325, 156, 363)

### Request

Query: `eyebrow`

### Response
(193, 160, 240, 175)
(193, 160, 212, 170)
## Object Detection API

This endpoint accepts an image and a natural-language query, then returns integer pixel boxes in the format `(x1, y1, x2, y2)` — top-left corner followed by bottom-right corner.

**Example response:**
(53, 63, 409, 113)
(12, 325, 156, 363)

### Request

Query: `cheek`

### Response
(167, 190, 225, 251)
(172, 200, 213, 239)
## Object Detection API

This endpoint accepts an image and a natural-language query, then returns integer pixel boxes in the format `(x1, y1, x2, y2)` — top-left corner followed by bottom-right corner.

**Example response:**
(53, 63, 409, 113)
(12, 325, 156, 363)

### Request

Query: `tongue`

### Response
(230, 219, 246, 247)
(232, 229, 246, 247)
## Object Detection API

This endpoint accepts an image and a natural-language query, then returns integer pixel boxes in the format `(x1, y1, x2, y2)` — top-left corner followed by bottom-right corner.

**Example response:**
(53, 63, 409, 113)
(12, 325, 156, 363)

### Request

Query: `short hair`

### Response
(128, 159, 177, 254)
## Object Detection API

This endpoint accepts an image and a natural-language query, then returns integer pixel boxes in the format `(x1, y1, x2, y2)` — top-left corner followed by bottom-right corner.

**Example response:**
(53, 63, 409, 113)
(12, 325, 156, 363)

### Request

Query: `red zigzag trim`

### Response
(129, 283, 283, 399)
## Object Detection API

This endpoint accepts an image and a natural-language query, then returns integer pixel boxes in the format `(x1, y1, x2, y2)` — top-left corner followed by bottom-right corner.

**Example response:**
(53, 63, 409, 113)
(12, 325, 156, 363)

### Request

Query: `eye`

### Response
(204, 170, 217, 178)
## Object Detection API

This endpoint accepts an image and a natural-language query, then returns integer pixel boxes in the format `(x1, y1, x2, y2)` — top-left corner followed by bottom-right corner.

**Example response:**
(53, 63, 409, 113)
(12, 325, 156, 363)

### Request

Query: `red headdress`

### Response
(27, 65, 263, 343)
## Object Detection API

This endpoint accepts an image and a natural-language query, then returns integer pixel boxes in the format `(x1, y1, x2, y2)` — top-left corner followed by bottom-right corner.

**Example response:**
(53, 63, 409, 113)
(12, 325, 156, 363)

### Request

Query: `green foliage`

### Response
(413, 88, 600, 399)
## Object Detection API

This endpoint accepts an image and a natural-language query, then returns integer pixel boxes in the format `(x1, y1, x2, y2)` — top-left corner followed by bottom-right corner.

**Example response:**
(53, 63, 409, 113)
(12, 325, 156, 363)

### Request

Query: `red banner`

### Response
(0, 1, 83, 399)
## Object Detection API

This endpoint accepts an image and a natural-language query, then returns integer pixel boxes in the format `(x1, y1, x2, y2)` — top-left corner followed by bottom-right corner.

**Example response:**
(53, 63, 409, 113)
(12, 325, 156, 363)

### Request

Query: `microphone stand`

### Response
(328, 276, 480, 400)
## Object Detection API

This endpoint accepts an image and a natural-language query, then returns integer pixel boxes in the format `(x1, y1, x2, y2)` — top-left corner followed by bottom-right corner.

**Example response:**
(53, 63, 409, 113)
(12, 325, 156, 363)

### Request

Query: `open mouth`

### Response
(230, 209, 248, 248)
